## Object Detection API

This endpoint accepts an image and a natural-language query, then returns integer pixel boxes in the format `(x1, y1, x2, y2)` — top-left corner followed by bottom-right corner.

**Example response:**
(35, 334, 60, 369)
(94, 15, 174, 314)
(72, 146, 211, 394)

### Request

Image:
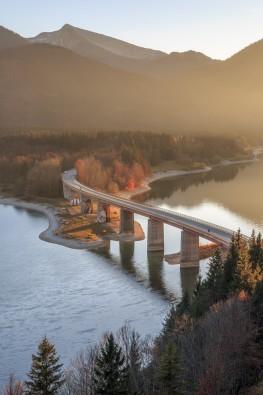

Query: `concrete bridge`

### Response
(62, 170, 236, 267)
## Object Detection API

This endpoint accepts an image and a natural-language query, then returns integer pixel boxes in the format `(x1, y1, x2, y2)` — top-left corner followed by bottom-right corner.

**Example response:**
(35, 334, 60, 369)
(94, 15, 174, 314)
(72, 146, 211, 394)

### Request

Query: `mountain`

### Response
(0, 28, 263, 134)
(29, 24, 218, 77)
(0, 26, 28, 50)
(0, 43, 167, 130)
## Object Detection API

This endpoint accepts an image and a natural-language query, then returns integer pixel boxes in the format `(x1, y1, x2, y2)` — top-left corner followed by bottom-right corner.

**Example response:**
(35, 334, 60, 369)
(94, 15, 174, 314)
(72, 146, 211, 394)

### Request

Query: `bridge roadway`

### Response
(62, 170, 236, 249)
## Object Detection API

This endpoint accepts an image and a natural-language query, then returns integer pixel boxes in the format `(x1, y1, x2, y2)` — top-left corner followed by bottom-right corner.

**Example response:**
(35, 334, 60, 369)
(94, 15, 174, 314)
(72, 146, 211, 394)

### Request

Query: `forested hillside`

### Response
(0, 131, 249, 197)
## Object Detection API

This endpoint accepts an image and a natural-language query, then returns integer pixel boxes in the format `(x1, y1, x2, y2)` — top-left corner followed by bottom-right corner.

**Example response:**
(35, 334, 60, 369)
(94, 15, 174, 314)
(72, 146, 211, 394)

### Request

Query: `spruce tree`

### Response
(25, 336, 64, 395)
(129, 331, 143, 395)
(222, 229, 247, 294)
(176, 290, 191, 317)
(160, 305, 177, 340)
(157, 341, 185, 395)
(191, 274, 211, 318)
(93, 333, 129, 395)
(205, 249, 224, 302)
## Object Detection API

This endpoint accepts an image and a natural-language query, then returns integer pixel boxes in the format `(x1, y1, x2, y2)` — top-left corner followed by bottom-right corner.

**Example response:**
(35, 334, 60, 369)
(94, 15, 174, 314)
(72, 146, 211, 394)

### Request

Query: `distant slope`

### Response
(0, 38, 263, 133)
(29, 24, 218, 77)
(30, 24, 165, 60)
(162, 38, 263, 132)
(0, 26, 28, 49)
(0, 44, 167, 130)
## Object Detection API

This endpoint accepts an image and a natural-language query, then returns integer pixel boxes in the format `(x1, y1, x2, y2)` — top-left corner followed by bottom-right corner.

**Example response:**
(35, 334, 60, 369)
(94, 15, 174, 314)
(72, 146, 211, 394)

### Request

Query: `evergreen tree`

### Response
(205, 249, 224, 302)
(129, 331, 143, 395)
(191, 275, 211, 318)
(25, 336, 64, 395)
(160, 305, 177, 342)
(157, 341, 185, 395)
(93, 333, 129, 395)
(249, 229, 257, 270)
(222, 229, 247, 294)
(176, 290, 191, 317)
(256, 233, 263, 273)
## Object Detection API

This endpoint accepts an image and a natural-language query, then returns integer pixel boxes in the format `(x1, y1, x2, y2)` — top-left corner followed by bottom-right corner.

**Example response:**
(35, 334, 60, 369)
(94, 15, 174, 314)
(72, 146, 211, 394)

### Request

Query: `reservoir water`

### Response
(1, 158, 263, 387)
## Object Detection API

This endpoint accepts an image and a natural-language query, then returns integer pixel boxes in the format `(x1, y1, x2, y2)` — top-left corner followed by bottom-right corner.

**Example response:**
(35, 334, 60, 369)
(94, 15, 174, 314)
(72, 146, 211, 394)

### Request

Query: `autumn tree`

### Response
(26, 158, 62, 197)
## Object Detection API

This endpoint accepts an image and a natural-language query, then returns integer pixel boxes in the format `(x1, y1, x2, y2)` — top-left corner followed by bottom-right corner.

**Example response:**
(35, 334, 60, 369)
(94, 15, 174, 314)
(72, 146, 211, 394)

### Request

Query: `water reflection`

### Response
(135, 163, 247, 201)
(93, 239, 199, 303)
(180, 266, 199, 296)
(119, 241, 136, 274)
(135, 159, 263, 228)
(147, 252, 166, 297)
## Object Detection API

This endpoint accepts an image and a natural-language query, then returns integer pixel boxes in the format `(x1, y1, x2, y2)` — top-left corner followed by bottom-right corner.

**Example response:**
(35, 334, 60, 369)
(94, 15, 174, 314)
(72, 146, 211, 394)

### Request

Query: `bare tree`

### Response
(61, 345, 99, 395)
(3, 374, 24, 395)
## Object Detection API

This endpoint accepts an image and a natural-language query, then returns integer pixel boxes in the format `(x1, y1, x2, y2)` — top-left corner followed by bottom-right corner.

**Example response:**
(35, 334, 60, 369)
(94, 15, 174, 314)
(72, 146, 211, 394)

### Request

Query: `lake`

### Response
(0, 158, 262, 387)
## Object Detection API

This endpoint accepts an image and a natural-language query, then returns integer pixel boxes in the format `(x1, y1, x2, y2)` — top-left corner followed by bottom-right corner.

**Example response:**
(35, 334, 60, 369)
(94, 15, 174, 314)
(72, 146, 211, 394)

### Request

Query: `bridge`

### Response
(62, 169, 236, 267)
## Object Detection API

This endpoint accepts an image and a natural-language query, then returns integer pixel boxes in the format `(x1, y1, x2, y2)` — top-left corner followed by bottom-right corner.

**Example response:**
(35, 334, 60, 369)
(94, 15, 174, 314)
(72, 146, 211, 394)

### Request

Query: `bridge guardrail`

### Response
(62, 171, 249, 244)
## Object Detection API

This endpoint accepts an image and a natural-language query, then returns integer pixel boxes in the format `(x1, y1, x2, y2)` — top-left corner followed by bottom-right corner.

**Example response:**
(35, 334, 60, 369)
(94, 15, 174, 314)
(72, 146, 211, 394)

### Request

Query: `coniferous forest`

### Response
(3, 230, 263, 394)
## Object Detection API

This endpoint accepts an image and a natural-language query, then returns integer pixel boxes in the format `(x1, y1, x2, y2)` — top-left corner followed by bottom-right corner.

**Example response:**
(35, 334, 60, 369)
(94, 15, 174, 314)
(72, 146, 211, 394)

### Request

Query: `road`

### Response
(62, 169, 239, 247)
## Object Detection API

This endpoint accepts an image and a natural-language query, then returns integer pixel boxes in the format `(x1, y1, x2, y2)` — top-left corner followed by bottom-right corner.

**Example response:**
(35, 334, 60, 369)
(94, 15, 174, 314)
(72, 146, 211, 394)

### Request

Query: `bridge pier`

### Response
(103, 204, 111, 222)
(79, 196, 93, 214)
(97, 200, 105, 222)
(147, 219, 164, 252)
(80, 194, 86, 213)
(63, 183, 72, 200)
(120, 209, 134, 234)
(180, 231, 199, 267)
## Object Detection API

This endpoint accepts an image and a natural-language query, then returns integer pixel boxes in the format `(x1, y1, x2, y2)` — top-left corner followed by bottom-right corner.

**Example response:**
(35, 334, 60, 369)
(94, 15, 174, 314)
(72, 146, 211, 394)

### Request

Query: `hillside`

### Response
(0, 30, 263, 134)
(0, 26, 28, 49)
(0, 44, 166, 130)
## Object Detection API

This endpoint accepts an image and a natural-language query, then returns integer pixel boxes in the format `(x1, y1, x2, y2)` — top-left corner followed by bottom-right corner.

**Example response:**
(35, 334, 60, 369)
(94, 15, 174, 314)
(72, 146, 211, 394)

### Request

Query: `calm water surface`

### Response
(1, 158, 263, 386)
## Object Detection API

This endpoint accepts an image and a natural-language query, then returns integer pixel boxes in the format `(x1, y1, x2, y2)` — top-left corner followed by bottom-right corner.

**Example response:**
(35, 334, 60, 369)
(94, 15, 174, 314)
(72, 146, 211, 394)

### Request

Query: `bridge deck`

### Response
(63, 170, 238, 247)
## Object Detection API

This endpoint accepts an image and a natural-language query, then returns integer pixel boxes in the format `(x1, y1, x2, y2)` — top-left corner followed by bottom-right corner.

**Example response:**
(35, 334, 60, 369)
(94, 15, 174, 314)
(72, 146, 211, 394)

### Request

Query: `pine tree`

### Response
(93, 333, 129, 395)
(159, 305, 177, 344)
(205, 249, 224, 302)
(249, 229, 257, 270)
(25, 336, 64, 395)
(222, 229, 248, 294)
(157, 341, 185, 395)
(191, 275, 211, 318)
(176, 290, 191, 317)
(129, 331, 143, 395)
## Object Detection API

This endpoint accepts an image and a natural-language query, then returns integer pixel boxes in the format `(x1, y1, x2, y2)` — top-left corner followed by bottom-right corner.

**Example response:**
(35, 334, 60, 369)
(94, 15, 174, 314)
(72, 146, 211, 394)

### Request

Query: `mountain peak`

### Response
(61, 23, 74, 31)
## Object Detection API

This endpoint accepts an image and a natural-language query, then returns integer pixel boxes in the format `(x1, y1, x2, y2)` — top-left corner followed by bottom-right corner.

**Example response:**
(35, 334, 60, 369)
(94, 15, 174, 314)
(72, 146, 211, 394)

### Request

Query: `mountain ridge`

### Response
(28, 24, 219, 77)
(0, 25, 263, 134)
(0, 26, 28, 50)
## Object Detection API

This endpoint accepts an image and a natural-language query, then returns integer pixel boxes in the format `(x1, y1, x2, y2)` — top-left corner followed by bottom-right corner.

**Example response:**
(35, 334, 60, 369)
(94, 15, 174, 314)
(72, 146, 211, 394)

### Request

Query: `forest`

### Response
(0, 130, 251, 197)
(2, 230, 263, 394)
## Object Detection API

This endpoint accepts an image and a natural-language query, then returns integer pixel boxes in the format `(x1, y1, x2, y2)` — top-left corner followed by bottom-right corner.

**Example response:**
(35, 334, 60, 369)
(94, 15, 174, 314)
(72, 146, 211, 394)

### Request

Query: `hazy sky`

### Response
(2, 0, 263, 59)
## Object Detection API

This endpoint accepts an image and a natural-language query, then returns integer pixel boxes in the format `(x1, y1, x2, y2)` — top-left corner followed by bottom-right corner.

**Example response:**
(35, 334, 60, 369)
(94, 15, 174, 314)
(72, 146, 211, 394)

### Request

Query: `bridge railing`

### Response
(62, 171, 249, 243)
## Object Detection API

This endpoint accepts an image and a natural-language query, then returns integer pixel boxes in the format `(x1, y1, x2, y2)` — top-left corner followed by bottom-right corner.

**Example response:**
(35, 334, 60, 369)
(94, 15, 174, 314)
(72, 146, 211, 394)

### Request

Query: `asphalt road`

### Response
(63, 170, 237, 247)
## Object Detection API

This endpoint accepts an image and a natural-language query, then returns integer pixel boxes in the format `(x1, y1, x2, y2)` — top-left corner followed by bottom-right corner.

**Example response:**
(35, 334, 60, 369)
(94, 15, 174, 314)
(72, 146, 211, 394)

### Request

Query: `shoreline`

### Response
(0, 152, 260, 250)
(0, 197, 108, 250)
(119, 154, 260, 199)
(118, 167, 212, 199)
(0, 197, 145, 250)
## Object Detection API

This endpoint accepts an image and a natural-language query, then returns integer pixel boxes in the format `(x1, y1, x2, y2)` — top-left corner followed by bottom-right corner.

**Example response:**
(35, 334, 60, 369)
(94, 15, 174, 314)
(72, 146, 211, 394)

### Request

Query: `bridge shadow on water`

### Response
(91, 241, 200, 302)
